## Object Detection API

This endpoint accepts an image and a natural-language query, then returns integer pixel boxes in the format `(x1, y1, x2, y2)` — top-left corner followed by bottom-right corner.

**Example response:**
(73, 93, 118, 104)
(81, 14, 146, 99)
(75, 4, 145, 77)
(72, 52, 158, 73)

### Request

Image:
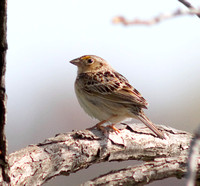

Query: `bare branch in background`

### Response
(178, 0, 200, 18)
(112, 8, 200, 26)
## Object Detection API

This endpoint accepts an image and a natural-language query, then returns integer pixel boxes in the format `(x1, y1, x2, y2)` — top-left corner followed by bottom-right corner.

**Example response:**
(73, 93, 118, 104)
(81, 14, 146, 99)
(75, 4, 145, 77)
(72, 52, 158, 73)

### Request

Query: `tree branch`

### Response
(187, 126, 200, 185)
(0, 123, 192, 185)
(112, 8, 200, 26)
(178, 0, 200, 18)
(0, 0, 9, 183)
(83, 156, 199, 186)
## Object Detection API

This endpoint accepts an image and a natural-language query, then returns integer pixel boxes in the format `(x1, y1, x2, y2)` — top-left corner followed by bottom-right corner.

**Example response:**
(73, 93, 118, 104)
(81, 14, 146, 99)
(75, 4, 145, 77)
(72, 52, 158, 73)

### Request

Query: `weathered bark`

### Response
(0, 123, 193, 185)
(82, 156, 195, 186)
(0, 0, 9, 183)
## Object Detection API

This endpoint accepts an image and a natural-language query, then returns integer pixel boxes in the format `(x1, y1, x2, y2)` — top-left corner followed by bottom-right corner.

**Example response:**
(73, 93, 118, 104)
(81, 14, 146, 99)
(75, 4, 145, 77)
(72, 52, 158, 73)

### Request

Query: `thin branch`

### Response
(187, 126, 200, 186)
(0, 0, 9, 183)
(0, 123, 192, 185)
(178, 0, 200, 18)
(83, 156, 198, 186)
(112, 8, 200, 26)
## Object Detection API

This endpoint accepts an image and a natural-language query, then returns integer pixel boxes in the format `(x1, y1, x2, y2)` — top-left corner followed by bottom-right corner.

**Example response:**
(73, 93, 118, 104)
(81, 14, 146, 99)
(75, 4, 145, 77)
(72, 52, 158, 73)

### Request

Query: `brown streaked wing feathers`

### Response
(77, 72, 148, 108)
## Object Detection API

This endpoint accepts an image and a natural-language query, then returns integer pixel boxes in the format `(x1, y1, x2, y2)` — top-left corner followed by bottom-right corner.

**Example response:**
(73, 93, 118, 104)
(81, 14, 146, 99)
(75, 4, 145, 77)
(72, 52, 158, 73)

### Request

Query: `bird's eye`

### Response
(87, 58, 94, 64)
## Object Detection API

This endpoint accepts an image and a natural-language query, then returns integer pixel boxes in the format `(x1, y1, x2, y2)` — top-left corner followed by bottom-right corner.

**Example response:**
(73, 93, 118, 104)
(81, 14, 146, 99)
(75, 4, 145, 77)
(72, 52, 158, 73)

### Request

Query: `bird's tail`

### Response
(137, 113, 165, 139)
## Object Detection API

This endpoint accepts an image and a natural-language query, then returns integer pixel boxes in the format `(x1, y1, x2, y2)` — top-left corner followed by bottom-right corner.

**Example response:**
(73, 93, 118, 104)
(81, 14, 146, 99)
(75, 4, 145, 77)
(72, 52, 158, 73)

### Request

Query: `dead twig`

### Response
(113, 8, 200, 26)
(178, 0, 200, 18)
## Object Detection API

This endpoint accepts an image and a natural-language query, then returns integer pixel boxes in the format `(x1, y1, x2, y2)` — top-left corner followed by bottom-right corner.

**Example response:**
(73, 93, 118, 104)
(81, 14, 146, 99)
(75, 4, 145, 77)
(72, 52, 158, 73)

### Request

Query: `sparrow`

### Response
(70, 55, 165, 139)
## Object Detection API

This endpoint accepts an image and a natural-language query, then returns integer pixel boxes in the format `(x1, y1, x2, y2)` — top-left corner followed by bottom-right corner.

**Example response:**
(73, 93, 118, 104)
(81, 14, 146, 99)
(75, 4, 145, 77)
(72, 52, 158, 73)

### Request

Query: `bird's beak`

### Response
(70, 58, 80, 66)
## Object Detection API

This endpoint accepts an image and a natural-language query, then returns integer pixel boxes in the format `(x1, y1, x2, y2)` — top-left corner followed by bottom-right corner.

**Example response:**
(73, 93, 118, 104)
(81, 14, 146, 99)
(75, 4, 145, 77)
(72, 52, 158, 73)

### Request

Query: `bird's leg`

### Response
(108, 124, 120, 133)
(95, 120, 108, 128)
(96, 115, 121, 133)
(95, 120, 108, 133)
(87, 115, 120, 133)
(87, 120, 108, 131)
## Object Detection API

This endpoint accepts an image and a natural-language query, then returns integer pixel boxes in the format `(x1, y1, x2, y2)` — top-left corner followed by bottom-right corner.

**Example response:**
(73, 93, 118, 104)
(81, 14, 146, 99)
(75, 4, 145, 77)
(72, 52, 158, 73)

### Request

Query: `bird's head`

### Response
(70, 55, 111, 74)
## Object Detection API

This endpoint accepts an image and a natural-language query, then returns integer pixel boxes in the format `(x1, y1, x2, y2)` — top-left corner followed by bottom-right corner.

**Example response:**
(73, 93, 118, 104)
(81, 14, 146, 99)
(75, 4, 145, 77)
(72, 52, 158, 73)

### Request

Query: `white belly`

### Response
(75, 87, 130, 123)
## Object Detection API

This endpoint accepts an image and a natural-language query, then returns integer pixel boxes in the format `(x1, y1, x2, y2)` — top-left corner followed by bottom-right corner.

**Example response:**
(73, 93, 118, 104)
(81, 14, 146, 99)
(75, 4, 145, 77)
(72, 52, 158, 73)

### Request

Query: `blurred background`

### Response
(6, 0, 200, 185)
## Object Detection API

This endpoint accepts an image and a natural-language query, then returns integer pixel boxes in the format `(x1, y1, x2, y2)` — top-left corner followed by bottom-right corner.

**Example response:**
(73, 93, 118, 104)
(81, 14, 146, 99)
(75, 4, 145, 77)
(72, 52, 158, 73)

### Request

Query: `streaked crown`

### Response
(70, 55, 111, 74)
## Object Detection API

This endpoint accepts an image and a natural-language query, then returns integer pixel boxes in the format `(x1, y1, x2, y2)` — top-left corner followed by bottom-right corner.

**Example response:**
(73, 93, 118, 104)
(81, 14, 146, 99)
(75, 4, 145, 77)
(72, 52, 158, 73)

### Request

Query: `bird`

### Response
(70, 55, 165, 139)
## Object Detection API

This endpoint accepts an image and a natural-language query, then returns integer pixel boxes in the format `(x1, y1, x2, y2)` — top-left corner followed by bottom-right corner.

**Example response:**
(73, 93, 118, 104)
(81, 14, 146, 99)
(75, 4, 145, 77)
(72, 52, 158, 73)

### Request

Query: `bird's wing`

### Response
(76, 71, 148, 108)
